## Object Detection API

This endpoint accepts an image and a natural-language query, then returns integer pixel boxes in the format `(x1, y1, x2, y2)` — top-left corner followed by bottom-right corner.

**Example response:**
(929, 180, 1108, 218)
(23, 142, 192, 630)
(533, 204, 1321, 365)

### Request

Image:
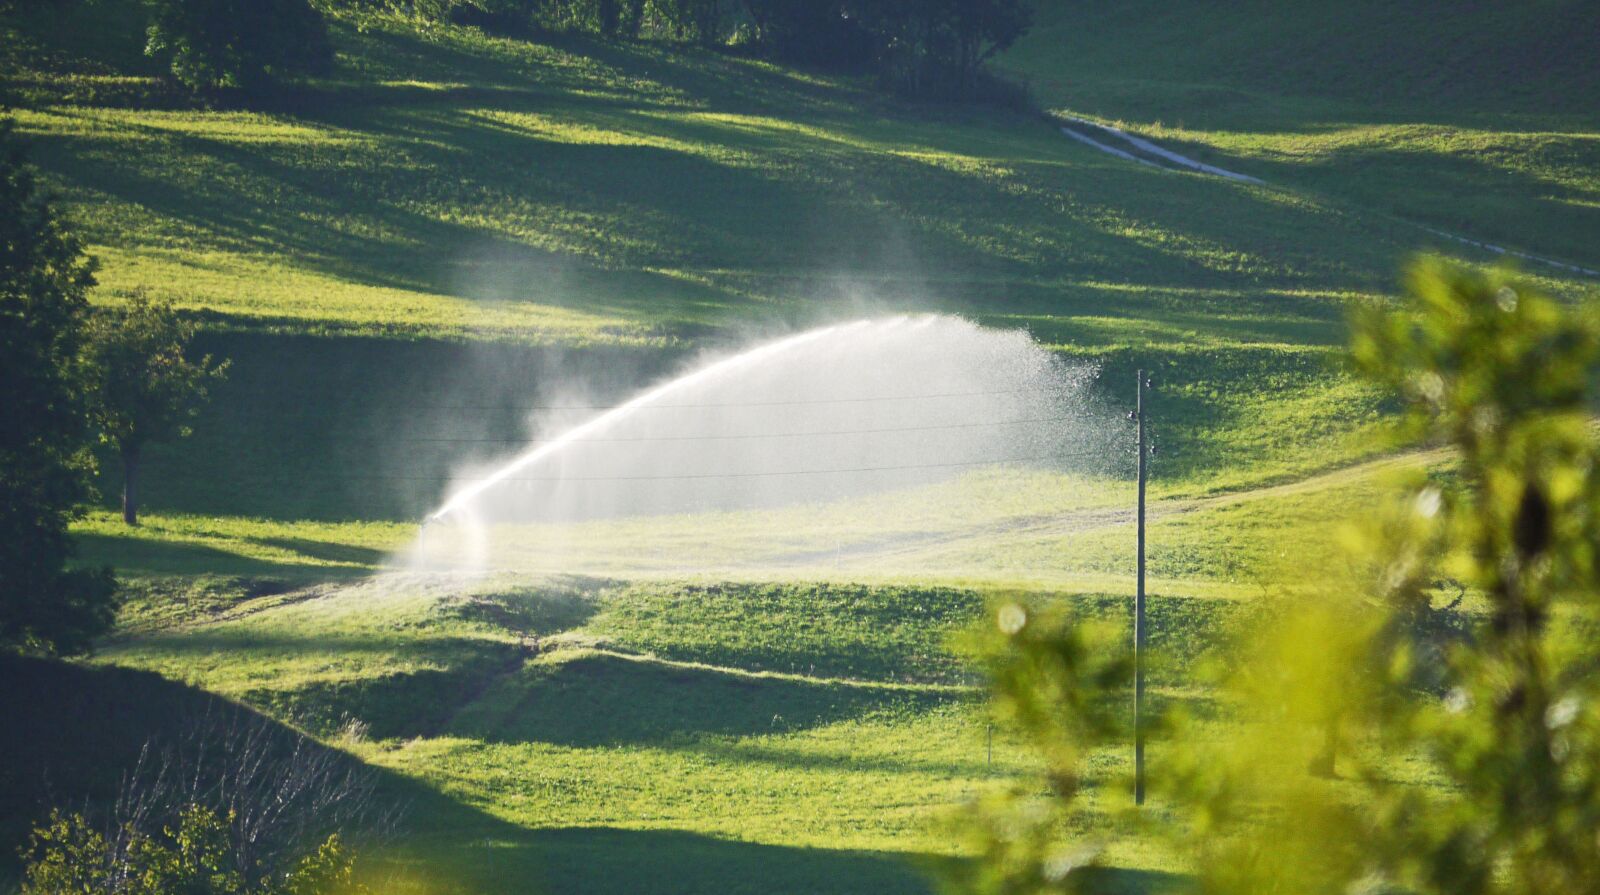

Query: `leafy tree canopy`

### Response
(953, 259, 1600, 895)
(84, 291, 228, 526)
(144, 0, 333, 92)
(0, 118, 117, 656)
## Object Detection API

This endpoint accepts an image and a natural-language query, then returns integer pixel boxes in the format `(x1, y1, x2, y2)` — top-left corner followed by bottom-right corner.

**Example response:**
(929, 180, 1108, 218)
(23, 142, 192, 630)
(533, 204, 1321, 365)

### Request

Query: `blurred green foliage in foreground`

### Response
(957, 259, 1600, 895)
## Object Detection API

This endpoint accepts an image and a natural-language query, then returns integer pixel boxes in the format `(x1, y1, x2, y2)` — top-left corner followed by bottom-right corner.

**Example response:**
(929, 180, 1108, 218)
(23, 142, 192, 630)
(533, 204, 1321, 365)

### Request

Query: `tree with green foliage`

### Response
(596, 0, 623, 35)
(0, 119, 117, 656)
(954, 259, 1600, 895)
(1335, 259, 1600, 895)
(740, 0, 874, 66)
(84, 292, 228, 526)
(736, 0, 1030, 96)
(944, 0, 1031, 92)
(617, 0, 648, 37)
(652, 0, 725, 46)
(144, 0, 333, 93)
(445, 0, 543, 34)
(20, 805, 369, 895)
(860, 0, 1031, 96)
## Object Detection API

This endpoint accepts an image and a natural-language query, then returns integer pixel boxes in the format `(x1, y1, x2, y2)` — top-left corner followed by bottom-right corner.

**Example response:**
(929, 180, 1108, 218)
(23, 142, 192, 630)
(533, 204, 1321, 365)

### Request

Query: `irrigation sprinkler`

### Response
(1134, 370, 1150, 806)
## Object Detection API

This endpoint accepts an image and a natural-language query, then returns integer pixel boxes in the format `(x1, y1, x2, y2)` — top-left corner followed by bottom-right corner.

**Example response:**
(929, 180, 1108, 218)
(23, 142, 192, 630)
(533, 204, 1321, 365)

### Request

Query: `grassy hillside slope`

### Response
(8, 3, 1413, 344)
(1, 2, 1586, 892)
(78, 572, 1251, 893)
(1000, 0, 1600, 268)
(6, 2, 1527, 531)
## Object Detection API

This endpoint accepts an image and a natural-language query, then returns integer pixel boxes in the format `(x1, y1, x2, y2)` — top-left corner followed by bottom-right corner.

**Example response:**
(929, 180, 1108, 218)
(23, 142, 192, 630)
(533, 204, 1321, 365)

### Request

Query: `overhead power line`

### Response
(145, 450, 1108, 485)
(251, 413, 1099, 445)
(239, 385, 1074, 415)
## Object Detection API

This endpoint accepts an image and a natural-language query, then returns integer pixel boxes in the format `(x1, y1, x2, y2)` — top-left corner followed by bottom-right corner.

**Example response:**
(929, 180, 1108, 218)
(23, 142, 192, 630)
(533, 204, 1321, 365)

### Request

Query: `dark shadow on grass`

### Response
(332, 22, 866, 119)
(73, 531, 374, 581)
(101, 581, 609, 740)
(250, 537, 390, 567)
(36, 97, 1002, 308)
(27, 26, 1401, 319)
(394, 827, 1191, 895)
(449, 650, 960, 746)
(99, 629, 524, 741)
(0, 654, 444, 882)
(482, 826, 940, 895)
(252, 658, 524, 739)
(442, 579, 606, 637)
(1232, 139, 1600, 268)
(0, 655, 982, 895)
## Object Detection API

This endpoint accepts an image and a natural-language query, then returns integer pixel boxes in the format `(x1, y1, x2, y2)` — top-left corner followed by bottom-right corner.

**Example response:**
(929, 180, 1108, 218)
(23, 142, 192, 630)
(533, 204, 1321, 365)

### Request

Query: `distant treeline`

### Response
(8, 0, 1031, 101)
(363, 0, 1033, 99)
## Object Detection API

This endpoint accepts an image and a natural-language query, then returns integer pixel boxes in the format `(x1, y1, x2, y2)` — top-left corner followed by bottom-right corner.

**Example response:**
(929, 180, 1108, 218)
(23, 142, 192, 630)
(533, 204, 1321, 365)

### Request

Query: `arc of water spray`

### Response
(426, 318, 887, 522)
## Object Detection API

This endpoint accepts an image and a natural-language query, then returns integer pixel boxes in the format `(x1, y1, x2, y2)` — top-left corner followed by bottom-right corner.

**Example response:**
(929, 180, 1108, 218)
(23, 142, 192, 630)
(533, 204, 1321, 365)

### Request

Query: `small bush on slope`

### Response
(21, 806, 366, 895)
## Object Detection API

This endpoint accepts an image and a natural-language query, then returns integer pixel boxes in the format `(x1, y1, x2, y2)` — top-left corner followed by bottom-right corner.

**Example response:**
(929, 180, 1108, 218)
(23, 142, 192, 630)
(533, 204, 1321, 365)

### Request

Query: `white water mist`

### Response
(404, 315, 1111, 574)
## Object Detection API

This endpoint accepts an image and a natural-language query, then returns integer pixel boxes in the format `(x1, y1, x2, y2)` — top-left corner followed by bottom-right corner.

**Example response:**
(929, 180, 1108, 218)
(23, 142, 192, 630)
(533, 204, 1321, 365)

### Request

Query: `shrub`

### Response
(20, 806, 368, 895)
(20, 705, 394, 894)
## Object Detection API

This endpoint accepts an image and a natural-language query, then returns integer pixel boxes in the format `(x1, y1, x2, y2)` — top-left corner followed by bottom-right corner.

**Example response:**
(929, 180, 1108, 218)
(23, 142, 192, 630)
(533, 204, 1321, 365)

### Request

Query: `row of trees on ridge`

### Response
(121, 0, 1032, 99)
(449, 0, 1033, 96)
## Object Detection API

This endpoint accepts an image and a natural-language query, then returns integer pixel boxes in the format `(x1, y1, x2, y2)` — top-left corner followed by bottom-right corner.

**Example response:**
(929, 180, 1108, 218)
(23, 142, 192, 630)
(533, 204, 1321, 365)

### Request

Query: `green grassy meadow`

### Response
(1000, 0, 1600, 271)
(2, 1, 1595, 892)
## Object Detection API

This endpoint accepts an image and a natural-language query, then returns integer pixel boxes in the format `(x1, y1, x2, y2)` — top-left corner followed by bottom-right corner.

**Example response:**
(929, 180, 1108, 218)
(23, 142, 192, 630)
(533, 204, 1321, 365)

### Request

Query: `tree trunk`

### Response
(122, 443, 142, 526)
(623, 0, 645, 39)
(1309, 713, 1339, 778)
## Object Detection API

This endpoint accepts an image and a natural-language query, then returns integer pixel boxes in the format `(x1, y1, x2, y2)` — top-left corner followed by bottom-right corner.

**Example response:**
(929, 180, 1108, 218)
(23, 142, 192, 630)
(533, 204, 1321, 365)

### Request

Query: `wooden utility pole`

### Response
(1134, 369, 1148, 806)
